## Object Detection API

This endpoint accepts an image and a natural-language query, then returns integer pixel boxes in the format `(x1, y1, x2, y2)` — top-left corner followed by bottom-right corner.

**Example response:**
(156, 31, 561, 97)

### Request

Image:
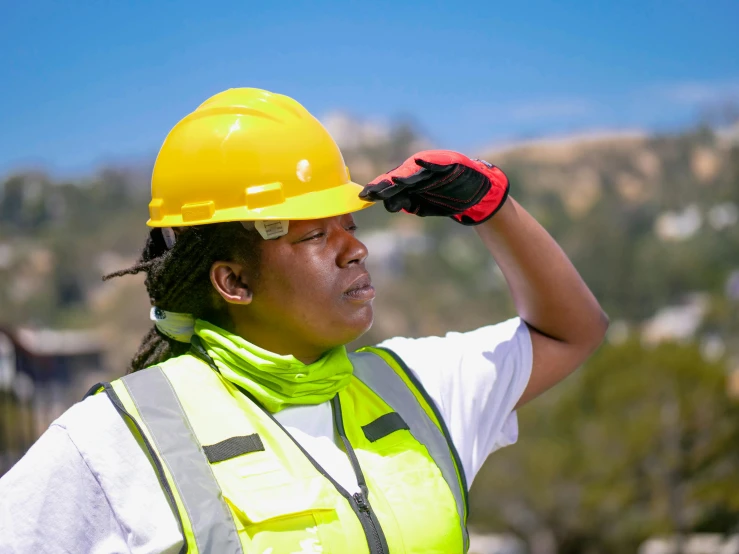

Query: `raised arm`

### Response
(475, 197, 608, 407)
(361, 150, 608, 407)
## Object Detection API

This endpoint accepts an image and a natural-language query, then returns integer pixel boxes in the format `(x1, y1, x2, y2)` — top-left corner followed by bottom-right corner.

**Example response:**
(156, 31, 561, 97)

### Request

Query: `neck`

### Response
(230, 320, 325, 365)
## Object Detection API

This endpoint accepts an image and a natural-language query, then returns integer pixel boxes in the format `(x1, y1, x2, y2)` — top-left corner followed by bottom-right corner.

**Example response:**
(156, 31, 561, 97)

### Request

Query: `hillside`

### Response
(2, 122, 739, 550)
(0, 123, 737, 374)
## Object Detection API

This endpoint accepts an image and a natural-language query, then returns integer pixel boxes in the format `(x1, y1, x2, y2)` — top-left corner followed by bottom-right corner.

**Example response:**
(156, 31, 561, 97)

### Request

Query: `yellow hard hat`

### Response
(147, 88, 372, 227)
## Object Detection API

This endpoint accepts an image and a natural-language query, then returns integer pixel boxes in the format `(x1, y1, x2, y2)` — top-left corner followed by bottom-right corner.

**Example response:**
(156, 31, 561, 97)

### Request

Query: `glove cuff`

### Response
(454, 180, 510, 225)
(454, 163, 510, 225)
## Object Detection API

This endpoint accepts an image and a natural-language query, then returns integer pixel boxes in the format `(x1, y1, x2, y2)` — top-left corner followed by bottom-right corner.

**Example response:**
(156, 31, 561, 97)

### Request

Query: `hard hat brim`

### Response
(147, 181, 374, 227)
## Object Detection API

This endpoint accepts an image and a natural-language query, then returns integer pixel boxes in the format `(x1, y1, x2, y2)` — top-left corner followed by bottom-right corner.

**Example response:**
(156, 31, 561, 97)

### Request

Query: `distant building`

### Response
(655, 204, 702, 242)
(0, 327, 107, 475)
(639, 534, 739, 554)
(641, 294, 709, 345)
(468, 532, 526, 554)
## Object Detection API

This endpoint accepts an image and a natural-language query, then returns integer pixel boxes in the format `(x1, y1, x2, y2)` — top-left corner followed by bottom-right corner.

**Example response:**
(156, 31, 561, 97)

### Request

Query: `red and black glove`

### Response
(359, 150, 510, 225)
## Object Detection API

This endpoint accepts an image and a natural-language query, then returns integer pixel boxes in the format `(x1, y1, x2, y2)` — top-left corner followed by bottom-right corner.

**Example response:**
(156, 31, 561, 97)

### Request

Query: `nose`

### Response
(337, 228, 368, 268)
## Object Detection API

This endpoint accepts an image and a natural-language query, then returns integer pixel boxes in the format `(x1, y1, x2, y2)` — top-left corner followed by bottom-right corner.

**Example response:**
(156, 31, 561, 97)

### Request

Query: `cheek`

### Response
(257, 249, 371, 338)
(258, 257, 338, 313)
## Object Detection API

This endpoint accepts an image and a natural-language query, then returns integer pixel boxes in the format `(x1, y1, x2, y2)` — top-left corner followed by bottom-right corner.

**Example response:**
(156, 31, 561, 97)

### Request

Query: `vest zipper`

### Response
(259, 395, 388, 554)
(354, 492, 384, 553)
(190, 348, 390, 553)
(331, 395, 389, 554)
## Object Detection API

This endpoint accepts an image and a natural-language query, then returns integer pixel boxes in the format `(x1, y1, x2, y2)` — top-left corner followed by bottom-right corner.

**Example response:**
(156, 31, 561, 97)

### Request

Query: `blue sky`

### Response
(1, 0, 738, 176)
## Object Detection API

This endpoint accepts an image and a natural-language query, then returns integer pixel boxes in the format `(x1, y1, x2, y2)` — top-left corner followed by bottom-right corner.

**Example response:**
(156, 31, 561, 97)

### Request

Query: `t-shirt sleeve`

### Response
(0, 423, 129, 554)
(377, 317, 532, 486)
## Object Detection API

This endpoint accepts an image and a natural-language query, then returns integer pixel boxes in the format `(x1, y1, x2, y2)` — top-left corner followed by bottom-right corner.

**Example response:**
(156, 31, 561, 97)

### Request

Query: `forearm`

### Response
(476, 197, 608, 347)
(363, 150, 607, 403)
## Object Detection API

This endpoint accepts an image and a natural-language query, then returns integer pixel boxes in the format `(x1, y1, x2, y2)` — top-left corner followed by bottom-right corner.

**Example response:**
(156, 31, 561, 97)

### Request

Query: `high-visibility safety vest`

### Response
(91, 346, 469, 554)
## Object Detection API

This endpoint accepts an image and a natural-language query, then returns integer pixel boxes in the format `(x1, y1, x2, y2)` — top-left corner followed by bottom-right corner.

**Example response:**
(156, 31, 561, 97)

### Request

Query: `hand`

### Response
(360, 150, 510, 225)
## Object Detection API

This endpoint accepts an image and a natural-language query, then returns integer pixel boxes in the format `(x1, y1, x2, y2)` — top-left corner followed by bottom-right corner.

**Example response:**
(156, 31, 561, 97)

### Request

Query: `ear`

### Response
(210, 261, 254, 305)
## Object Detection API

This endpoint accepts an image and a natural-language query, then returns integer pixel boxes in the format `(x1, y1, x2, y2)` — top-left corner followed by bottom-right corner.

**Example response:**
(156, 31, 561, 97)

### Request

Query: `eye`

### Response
(300, 231, 325, 242)
(345, 224, 358, 233)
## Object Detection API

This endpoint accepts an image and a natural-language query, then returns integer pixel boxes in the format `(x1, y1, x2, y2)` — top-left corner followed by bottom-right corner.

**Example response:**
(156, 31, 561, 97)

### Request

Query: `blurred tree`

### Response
(469, 340, 739, 554)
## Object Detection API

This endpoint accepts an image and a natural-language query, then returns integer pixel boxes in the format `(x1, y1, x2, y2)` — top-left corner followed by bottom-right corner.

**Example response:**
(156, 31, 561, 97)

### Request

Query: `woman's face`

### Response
(231, 214, 374, 357)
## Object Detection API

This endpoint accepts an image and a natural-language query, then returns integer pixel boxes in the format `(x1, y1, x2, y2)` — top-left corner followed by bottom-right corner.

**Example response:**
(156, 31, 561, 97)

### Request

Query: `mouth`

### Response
(343, 273, 376, 303)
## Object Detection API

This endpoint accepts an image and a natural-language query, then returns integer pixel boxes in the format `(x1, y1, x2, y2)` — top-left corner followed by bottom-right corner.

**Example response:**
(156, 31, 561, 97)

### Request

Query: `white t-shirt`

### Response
(0, 318, 532, 554)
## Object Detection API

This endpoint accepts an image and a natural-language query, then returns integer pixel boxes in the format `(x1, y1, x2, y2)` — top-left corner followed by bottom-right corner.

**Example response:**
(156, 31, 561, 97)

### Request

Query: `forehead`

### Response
(255, 215, 356, 254)
(287, 215, 354, 232)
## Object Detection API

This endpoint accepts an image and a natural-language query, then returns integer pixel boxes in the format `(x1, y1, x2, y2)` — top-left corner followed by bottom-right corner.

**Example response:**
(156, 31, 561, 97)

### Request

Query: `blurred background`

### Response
(1, 2, 738, 552)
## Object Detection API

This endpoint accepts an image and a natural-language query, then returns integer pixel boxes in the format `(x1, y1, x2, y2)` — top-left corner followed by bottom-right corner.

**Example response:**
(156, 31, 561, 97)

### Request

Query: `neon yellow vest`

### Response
(93, 347, 469, 553)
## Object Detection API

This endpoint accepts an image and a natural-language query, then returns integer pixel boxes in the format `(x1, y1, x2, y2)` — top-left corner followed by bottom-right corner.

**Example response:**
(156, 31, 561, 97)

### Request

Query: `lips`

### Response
(344, 273, 376, 302)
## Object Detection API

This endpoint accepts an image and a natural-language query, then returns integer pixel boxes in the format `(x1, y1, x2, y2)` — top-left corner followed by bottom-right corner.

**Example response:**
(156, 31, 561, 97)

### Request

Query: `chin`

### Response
(335, 305, 374, 346)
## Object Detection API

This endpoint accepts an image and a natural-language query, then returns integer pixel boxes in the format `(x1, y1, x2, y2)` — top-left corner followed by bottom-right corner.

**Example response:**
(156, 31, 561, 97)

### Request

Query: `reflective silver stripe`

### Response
(349, 351, 469, 551)
(121, 368, 243, 554)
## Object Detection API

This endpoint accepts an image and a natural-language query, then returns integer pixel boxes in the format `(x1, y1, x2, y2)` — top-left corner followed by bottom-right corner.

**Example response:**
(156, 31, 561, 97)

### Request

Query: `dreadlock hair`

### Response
(104, 222, 262, 373)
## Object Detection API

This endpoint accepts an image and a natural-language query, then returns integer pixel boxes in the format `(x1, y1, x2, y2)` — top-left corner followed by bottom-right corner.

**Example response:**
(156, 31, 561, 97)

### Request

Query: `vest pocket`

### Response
(219, 475, 340, 554)
(364, 447, 464, 553)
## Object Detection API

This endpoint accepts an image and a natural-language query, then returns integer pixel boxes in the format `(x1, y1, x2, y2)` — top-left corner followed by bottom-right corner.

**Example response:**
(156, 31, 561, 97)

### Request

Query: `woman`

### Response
(0, 88, 608, 553)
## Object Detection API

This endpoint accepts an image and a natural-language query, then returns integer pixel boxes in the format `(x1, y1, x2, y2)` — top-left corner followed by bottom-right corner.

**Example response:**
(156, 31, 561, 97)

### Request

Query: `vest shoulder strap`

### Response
(350, 346, 470, 550)
(88, 367, 244, 554)
(84, 378, 189, 554)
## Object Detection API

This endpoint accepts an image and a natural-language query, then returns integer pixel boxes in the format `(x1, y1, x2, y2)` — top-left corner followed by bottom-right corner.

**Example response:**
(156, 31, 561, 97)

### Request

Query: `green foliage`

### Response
(470, 340, 739, 553)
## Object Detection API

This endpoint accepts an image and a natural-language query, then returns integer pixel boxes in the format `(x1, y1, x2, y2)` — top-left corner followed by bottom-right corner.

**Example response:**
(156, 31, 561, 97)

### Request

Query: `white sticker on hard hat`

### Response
(254, 220, 289, 240)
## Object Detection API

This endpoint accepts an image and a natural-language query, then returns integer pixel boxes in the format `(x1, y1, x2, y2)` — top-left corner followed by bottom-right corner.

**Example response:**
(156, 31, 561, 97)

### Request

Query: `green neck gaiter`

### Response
(194, 320, 354, 413)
